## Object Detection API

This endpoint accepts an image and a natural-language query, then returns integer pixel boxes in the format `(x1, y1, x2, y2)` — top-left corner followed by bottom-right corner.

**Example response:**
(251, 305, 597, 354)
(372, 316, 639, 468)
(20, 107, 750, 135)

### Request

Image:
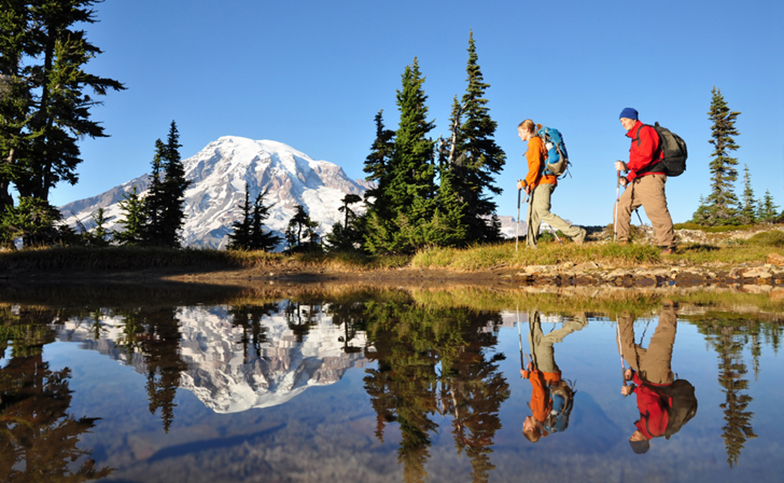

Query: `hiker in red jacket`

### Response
(618, 303, 678, 454)
(614, 107, 676, 254)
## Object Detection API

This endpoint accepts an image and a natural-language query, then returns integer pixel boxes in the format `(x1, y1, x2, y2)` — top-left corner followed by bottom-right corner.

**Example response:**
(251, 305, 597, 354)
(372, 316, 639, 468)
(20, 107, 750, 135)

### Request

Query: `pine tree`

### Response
(363, 110, 396, 204)
(114, 186, 146, 245)
(227, 185, 253, 250)
(739, 165, 757, 225)
(2, 0, 124, 203)
(87, 207, 110, 246)
(693, 87, 741, 225)
(285, 205, 319, 253)
(325, 193, 364, 252)
(454, 31, 506, 242)
(757, 190, 779, 223)
(365, 58, 436, 254)
(0, 1, 123, 244)
(142, 121, 190, 247)
(248, 187, 280, 251)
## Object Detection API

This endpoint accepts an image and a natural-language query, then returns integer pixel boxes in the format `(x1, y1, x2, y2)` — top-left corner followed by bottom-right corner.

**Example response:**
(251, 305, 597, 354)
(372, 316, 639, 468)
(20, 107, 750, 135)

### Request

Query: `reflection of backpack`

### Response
(537, 126, 570, 177)
(655, 379, 698, 439)
(544, 380, 575, 433)
(646, 122, 688, 177)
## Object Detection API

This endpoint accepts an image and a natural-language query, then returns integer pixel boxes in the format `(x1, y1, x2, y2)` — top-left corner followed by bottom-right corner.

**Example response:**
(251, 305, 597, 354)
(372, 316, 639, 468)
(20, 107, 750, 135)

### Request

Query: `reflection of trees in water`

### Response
(283, 300, 322, 343)
(228, 303, 277, 362)
(699, 320, 776, 468)
(115, 308, 187, 433)
(0, 309, 113, 481)
(363, 300, 509, 483)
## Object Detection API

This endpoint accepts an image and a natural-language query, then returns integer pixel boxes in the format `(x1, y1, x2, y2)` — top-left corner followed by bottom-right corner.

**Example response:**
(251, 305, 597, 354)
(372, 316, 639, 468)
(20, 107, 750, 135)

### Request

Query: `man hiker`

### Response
(618, 302, 684, 454)
(521, 311, 586, 442)
(614, 108, 676, 254)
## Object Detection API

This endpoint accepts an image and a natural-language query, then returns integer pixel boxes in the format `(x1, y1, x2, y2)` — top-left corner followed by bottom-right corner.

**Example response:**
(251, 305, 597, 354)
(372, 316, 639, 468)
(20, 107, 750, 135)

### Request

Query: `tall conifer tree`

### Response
(693, 87, 741, 225)
(366, 58, 436, 253)
(739, 165, 757, 225)
(455, 31, 506, 242)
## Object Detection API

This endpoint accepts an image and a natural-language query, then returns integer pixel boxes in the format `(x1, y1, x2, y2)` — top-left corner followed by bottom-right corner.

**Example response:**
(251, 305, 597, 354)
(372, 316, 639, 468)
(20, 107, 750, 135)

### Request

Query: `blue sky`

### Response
(50, 0, 783, 226)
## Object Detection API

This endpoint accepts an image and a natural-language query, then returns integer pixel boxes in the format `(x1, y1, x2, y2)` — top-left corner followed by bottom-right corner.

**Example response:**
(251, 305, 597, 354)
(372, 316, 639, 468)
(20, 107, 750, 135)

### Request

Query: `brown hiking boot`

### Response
(660, 246, 675, 255)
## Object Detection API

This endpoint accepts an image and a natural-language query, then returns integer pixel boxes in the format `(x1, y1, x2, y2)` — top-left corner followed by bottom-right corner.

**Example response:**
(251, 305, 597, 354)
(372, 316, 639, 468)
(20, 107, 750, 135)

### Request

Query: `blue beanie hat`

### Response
(619, 108, 639, 120)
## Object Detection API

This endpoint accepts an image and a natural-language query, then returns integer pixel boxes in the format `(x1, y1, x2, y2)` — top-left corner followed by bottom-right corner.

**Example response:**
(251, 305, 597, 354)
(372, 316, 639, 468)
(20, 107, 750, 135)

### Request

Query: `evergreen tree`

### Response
(114, 185, 146, 245)
(693, 87, 741, 225)
(248, 187, 280, 250)
(757, 190, 779, 223)
(227, 185, 253, 250)
(362, 110, 396, 204)
(325, 193, 364, 252)
(453, 31, 506, 242)
(365, 58, 436, 254)
(142, 121, 190, 247)
(1, 0, 124, 203)
(87, 207, 110, 246)
(285, 204, 319, 252)
(0, 1, 123, 244)
(739, 165, 757, 225)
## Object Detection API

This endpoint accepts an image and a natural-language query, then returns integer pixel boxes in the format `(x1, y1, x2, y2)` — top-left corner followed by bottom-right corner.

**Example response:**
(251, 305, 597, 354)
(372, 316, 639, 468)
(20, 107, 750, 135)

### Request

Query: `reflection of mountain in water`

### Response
(54, 304, 369, 413)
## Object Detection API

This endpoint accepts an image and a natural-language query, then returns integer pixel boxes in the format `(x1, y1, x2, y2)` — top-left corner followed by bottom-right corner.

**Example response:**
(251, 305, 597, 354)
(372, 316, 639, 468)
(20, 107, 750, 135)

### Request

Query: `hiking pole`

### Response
(517, 306, 525, 376)
(614, 171, 621, 242)
(516, 185, 521, 253)
(617, 323, 629, 396)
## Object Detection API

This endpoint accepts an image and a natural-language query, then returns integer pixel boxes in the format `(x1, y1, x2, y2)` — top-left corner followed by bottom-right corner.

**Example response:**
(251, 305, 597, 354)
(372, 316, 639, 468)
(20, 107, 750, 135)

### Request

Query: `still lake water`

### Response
(1, 285, 783, 483)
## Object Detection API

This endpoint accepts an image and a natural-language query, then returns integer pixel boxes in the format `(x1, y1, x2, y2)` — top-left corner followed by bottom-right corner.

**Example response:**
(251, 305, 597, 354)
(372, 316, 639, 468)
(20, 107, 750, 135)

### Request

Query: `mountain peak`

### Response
(61, 136, 371, 249)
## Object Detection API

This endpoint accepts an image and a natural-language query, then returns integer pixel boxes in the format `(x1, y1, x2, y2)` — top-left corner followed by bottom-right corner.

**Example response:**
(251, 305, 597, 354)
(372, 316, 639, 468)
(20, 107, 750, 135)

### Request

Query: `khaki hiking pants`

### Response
(614, 174, 674, 248)
(616, 307, 677, 385)
(528, 311, 587, 373)
(526, 183, 582, 248)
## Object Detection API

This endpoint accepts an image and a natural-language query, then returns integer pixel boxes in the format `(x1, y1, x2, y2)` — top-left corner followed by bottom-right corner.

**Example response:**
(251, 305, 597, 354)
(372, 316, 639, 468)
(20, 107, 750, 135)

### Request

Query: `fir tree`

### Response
(325, 193, 364, 252)
(757, 190, 779, 223)
(285, 205, 319, 253)
(228, 185, 253, 250)
(114, 186, 146, 245)
(365, 58, 436, 254)
(739, 165, 757, 225)
(1, 0, 124, 203)
(248, 187, 280, 251)
(142, 121, 190, 247)
(87, 207, 110, 246)
(693, 87, 741, 225)
(454, 31, 506, 242)
(363, 110, 396, 204)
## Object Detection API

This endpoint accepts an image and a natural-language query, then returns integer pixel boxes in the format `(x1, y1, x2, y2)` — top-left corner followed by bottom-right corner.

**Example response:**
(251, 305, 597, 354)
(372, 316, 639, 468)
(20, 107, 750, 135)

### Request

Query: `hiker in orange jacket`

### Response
(614, 107, 675, 254)
(517, 119, 586, 248)
(521, 311, 586, 442)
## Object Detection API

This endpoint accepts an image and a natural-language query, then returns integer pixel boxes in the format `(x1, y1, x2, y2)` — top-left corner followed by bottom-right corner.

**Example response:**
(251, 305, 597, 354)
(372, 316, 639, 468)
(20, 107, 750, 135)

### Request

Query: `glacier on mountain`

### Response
(60, 136, 373, 249)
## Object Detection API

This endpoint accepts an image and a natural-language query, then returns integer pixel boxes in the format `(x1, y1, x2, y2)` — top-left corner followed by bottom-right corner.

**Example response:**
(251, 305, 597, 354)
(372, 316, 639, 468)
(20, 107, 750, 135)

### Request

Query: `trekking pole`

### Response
(617, 323, 629, 396)
(614, 171, 621, 242)
(517, 306, 525, 376)
(516, 185, 521, 253)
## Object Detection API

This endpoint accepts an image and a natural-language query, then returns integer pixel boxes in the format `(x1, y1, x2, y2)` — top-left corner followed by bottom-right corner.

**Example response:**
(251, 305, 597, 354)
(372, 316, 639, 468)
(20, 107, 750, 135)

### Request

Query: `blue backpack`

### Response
(537, 126, 570, 177)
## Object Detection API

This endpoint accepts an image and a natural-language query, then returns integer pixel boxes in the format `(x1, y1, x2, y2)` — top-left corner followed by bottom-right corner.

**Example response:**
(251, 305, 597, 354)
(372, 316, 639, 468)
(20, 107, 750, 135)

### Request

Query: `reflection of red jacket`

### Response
(522, 368, 561, 422)
(630, 371, 671, 439)
(625, 120, 664, 182)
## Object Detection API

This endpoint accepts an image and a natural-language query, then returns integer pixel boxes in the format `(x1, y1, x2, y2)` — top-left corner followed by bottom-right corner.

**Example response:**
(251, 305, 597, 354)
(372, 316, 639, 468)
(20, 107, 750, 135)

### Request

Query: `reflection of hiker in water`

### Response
(520, 311, 585, 442)
(618, 302, 697, 454)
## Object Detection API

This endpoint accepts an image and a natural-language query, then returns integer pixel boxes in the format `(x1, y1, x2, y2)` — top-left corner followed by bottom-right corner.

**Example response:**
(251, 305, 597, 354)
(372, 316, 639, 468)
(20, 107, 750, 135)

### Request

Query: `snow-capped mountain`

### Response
(54, 304, 370, 414)
(60, 136, 373, 249)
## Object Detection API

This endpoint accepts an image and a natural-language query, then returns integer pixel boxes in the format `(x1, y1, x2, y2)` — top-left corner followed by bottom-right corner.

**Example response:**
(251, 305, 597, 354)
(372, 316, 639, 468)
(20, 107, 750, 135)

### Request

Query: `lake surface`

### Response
(1, 285, 782, 482)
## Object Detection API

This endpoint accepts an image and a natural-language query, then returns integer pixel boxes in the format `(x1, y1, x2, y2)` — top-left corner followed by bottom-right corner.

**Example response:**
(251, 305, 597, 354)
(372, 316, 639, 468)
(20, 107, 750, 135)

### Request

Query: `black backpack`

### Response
(655, 379, 698, 439)
(650, 122, 688, 177)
